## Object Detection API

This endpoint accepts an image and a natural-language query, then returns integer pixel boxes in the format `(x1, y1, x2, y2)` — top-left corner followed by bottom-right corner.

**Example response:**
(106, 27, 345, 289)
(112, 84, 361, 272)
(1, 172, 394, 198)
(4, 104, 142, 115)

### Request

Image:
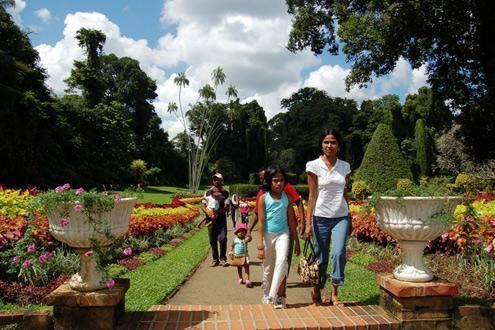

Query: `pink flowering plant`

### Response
(30, 183, 136, 288)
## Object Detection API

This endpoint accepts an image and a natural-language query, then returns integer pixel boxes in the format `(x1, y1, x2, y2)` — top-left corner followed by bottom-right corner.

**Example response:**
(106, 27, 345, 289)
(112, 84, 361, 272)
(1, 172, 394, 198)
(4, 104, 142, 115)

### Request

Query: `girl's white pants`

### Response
(262, 230, 289, 299)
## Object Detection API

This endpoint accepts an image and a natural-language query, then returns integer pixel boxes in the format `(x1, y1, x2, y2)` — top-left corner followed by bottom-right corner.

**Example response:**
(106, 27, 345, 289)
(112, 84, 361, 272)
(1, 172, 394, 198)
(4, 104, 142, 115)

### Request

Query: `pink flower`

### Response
(113, 195, 121, 203)
(22, 260, 33, 268)
(106, 278, 115, 289)
(465, 216, 474, 223)
(123, 247, 133, 256)
(84, 251, 93, 257)
(39, 252, 53, 263)
(75, 187, 85, 195)
(55, 183, 71, 193)
(26, 244, 36, 253)
(73, 204, 82, 212)
(12, 256, 21, 263)
(59, 218, 69, 227)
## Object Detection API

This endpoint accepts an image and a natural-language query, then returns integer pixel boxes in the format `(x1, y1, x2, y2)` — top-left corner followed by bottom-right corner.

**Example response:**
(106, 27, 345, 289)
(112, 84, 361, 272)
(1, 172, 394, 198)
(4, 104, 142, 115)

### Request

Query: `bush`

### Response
(229, 184, 259, 197)
(293, 185, 308, 200)
(396, 178, 414, 191)
(249, 173, 259, 185)
(298, 171, 308, 185)
(286, 172, 298, 185)
(355, 124, 413, 192)
(352, 181, 370, 200)
(455, 173, 482, 193)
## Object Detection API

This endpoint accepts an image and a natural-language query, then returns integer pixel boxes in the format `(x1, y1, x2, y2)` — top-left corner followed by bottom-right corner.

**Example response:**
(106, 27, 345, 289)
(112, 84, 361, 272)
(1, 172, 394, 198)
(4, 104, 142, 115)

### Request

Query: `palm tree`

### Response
(198, 84, 216, 103)
(173, 72, 189, 117)
(225, 85, 238, 101)
(211, 67, 226, 92)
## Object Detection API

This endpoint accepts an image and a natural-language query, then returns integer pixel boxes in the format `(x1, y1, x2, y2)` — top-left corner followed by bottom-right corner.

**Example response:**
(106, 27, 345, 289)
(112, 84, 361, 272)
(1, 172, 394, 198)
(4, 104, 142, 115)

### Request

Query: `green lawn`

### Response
(124, 228, 210, 311)
(132, 185, 199, 204)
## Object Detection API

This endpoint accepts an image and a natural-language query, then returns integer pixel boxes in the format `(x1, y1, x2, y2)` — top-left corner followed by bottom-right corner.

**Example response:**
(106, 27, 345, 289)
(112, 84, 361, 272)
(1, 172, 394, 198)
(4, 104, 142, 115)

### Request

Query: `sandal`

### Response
(238, 279, 246, 285)
(245, 280, 253, 288)
(311, 287, 322, 304)
(331, 294, 344, 306)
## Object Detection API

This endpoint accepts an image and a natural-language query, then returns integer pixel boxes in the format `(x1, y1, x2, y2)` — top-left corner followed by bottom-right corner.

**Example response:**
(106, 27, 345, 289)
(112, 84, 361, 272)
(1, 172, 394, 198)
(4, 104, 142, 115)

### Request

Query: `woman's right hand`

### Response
(257, 249, 265, 260)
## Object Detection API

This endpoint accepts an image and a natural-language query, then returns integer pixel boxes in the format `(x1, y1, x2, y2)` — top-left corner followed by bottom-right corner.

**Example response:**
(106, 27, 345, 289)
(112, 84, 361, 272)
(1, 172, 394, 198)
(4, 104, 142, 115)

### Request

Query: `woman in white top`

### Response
(304, 128, 351, 306)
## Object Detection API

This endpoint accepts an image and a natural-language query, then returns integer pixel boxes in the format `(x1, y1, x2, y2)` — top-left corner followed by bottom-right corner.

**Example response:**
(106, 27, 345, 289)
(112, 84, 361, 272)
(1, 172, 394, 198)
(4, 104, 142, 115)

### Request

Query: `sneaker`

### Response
(262, 295, 271, 304)
(238, 278, 246, 285)
(220, 259, 229, 267)
(274, 296, 286, 309)
(245, 280, 253, 288)
(210, 260, 219, 267)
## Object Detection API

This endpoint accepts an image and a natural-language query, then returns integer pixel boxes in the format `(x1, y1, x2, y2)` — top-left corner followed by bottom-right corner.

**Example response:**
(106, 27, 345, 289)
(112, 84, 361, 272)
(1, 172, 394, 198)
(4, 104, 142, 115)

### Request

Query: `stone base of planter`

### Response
(45, 278, 129, 329)
(377, 274, 458, 328)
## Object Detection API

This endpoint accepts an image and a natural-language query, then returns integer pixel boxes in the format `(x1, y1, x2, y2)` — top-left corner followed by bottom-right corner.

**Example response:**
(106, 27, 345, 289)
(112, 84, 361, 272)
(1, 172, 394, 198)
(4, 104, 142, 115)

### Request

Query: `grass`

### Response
(294, 239, 381, 304)
(123, 228, 210, 311)
(0, 301, 51, 313)
(136, 185, 195, 204)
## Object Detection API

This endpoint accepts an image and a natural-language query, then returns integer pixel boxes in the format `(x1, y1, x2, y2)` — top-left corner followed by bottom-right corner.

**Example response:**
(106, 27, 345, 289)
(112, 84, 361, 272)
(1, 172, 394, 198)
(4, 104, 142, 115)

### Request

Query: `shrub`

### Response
(396, 178, 414, 191)
(298, 171, 308, 185)
(355, 124, 413, 192)
(106, 264, 128, 278)
(293, 185, 308, 200)
(249, 173, 259, 185)
(352, 181, 370, 200)
(286, 172, 298, 185)
(229, 184, 259, 197)
(137, 252, 157, 264)
(455, 173, 479, 193)
(414, 119, 433, 177)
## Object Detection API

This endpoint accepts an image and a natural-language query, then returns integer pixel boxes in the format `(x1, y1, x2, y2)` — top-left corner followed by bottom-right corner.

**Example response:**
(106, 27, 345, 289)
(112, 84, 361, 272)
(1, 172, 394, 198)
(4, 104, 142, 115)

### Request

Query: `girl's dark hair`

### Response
(319, 128, 343, 153)
(262, 165, 286, 192)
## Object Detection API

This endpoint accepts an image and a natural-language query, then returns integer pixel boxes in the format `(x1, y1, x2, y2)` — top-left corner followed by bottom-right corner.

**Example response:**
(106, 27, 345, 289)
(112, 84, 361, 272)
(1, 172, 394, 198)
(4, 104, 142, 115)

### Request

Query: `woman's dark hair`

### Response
(319, 128, 343, 153)
(262, 165, 286, 192)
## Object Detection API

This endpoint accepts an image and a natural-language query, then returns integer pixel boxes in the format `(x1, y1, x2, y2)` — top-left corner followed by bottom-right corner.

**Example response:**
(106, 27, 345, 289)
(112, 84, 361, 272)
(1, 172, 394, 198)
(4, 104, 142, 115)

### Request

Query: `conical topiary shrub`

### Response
(355, 124, 413, 192)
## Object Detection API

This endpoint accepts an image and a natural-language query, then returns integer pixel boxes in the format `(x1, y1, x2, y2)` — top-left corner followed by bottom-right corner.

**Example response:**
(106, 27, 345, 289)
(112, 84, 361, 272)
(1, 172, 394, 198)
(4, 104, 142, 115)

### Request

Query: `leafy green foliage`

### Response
(286, 0, 495, 160)
(229, 184, 259, 197)
(355, 124, 413, 192)
(414, 119, 432, 177)
(351, 181, 370, 200)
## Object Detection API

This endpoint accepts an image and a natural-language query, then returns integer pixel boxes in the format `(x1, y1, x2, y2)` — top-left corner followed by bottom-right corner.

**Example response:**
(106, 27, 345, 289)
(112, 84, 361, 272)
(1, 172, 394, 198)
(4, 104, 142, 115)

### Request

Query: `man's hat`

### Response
(213, 173, 223, 180)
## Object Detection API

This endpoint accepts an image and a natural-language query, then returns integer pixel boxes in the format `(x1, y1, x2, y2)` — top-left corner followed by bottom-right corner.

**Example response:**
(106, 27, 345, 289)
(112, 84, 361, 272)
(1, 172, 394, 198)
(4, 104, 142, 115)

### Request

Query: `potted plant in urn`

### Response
(34, 184, 137, 291)
(371, 179, 463, 282)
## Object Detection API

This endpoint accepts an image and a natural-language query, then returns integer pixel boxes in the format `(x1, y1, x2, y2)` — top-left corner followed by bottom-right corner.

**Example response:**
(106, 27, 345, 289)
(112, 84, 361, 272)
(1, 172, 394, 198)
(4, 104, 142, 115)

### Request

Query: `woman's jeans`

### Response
(312, 215, 349, 289)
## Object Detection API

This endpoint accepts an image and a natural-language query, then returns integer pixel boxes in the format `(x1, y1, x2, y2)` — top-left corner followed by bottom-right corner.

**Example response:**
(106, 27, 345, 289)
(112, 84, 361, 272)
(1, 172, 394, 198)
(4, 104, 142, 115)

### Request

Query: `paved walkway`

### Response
(121, 222, 399, 329)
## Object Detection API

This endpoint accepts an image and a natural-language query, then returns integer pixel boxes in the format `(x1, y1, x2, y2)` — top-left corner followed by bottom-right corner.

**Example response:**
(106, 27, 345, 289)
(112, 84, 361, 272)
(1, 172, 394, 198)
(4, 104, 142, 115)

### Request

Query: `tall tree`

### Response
(0, 6, 57, 186)
(65, 28, 106, 107)
(286, 0, 495, 160)
(271, 87, 358, 171)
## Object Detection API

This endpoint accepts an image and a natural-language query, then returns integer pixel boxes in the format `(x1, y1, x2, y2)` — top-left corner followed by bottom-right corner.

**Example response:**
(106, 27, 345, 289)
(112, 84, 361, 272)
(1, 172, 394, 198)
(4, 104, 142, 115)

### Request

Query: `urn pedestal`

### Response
(376, 196, 461, 282)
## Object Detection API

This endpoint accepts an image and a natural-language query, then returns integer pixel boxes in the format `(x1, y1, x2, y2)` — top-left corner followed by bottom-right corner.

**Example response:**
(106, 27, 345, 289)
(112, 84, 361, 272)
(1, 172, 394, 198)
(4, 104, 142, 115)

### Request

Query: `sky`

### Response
(8, 0, 428, 138)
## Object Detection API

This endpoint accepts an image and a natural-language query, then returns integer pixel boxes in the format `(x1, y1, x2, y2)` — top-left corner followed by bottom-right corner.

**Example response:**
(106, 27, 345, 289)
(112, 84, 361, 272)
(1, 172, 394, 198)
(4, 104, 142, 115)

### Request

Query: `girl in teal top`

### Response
(257, 165, 300, 308)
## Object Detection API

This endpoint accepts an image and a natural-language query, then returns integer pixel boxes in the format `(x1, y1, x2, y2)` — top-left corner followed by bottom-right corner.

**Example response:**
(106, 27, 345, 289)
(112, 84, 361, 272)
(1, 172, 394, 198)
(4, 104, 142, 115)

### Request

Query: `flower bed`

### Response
(0, 188, 201, 305)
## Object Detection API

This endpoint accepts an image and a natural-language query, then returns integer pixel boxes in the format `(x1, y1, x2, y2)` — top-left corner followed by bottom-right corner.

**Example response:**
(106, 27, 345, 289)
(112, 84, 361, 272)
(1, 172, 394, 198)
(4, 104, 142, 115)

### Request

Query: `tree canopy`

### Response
(286, 0, 495, 160)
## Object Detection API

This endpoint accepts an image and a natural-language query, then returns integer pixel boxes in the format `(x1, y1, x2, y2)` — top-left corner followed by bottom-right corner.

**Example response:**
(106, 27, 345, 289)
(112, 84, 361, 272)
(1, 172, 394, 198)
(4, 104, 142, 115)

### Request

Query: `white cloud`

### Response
(35, 8, 51, 23)
(31, 1, 429, 138)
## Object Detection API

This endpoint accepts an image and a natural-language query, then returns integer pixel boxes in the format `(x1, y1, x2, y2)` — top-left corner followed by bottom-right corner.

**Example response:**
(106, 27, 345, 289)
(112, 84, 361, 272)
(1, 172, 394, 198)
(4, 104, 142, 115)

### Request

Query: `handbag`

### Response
(230, 254, 246, 266)
(297, 239, 320, 286)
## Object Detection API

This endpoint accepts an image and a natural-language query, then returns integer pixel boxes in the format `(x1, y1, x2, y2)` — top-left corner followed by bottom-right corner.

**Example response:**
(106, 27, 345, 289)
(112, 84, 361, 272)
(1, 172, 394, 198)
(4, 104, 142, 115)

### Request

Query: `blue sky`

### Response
(9, 0, 428, 137)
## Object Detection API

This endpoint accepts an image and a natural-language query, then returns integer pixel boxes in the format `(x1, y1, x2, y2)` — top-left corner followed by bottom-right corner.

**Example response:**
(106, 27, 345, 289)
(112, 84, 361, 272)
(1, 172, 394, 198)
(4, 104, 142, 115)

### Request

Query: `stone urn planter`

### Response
(46, 197, 137, 291)
(376, 196, 462, 282)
